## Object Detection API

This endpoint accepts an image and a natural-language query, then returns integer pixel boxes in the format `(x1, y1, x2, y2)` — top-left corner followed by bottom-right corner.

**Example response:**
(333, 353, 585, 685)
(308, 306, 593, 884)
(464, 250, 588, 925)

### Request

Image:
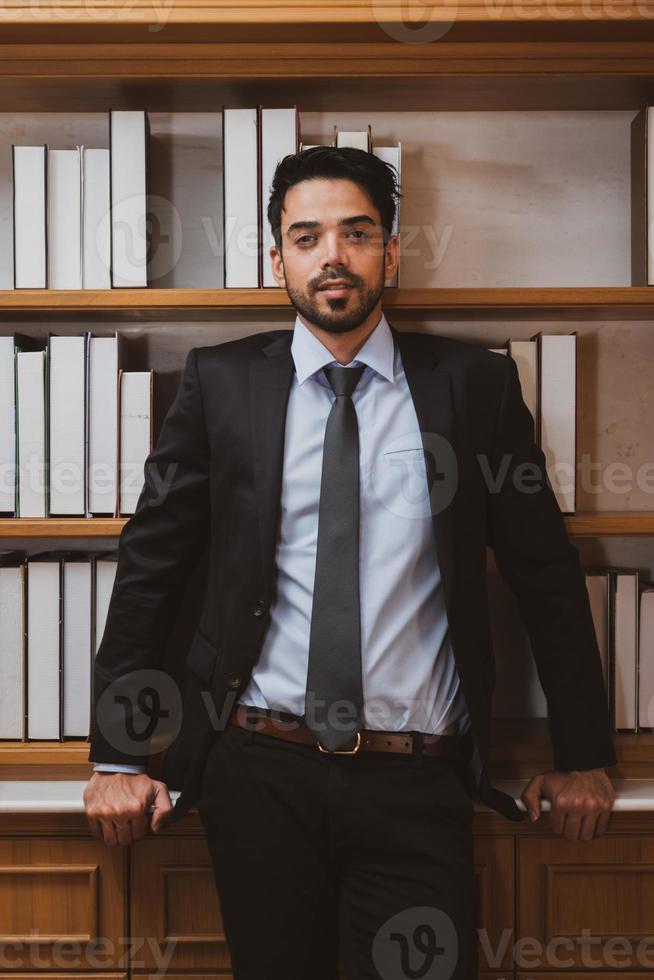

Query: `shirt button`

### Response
(252, 599, 267, 618)
(226, 673, 241, 689)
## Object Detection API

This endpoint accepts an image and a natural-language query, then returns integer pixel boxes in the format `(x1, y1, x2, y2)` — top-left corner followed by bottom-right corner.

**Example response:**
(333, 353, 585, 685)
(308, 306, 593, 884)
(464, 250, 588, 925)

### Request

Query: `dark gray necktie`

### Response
(304, 363, 366, 751)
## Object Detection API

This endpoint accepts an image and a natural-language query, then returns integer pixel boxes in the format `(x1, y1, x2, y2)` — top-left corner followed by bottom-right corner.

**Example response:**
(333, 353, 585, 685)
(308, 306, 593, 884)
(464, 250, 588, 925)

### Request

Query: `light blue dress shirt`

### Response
(94, 311, 471, 775)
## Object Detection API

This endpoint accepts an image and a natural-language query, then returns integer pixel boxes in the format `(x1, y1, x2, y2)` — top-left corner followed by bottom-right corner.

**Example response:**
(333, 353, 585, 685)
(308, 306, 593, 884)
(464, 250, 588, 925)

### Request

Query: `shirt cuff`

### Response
(93, 763, 147, 774)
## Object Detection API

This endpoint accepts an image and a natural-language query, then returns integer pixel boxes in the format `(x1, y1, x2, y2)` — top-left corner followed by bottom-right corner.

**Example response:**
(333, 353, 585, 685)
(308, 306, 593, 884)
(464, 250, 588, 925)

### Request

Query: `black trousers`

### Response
(196, 713, 478, 980)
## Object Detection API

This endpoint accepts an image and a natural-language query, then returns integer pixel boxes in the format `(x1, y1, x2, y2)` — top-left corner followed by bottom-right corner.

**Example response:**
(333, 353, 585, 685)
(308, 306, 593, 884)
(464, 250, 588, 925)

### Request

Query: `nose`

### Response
(319, 232, 350, 274)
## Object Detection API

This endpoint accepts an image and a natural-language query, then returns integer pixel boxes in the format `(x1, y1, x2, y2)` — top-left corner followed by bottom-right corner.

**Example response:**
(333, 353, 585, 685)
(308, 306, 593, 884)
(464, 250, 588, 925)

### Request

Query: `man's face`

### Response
(270, 177, 398, 334)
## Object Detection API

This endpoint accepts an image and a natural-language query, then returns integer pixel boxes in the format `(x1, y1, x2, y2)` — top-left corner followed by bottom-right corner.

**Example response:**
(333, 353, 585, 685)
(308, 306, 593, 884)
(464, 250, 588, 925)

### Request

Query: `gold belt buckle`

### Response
(317, 731, 362, 755)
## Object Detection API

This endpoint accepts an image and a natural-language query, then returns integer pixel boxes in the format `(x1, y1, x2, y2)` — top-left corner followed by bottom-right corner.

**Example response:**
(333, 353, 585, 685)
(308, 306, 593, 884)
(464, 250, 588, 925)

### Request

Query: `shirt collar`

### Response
(291, 309, 396, 386)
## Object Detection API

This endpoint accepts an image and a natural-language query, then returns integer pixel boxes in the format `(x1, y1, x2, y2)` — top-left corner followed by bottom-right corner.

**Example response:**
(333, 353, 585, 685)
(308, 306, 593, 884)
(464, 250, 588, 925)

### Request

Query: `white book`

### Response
(16, 350, 46, 518)
(0, 561, 25, 739)
(489, 347, 508, 355)
(0, 336, 16, 514)
(27, 559, 61, 740)
(82, 147, 111, 289)
(12, 145, 47, 288)
(47, 147, 82, 289)
(536, 332, 577, 513)
(372, 143, 401, 287)
(94, 557, 118, 654)
(48, 334, 86, 515)
(508, 339, 539, 443)
(638, 585, 654, 730)
(336, 128, 371, 151)
(259, 107, 299, 288)
(223, 108, 259, 288)
(87, 332, 120, 515)
(586, 571, 611, 706)
(612, 570, 639, 732)
(119, 370, 153, 516)
(110, 110, 149, 288)
(63, 558, 92, 737)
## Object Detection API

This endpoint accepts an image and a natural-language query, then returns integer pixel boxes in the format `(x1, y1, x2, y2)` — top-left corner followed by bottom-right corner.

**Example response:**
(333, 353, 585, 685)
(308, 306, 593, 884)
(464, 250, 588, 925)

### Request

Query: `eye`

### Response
(296, 235, 315, 245)
(349, 230, 367, 239)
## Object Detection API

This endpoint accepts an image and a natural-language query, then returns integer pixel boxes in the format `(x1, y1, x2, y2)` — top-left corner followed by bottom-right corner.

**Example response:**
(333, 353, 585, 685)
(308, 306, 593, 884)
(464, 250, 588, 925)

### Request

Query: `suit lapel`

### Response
(249, 331, 295, 603)
(249, 323, 457, 620)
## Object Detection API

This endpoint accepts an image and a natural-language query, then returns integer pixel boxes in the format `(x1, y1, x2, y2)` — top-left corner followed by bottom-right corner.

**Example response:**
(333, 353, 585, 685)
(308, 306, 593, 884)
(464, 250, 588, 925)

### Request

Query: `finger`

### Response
(129, 815, 149, 842)
(594, 806, 612, 836)
(113, 819, 134, 847)
(563, 807, 583, 841)
(549, 803, 567, 837)
(151, 803, 173, 834)
(100, 819, 118, 847)
(86, 816, 102, 841)
(579, 809, 599, 841)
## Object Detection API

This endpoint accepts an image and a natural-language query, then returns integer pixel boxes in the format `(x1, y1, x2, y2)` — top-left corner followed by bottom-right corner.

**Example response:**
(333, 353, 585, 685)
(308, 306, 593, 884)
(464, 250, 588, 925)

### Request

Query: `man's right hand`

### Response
(83, 771, 173, 845)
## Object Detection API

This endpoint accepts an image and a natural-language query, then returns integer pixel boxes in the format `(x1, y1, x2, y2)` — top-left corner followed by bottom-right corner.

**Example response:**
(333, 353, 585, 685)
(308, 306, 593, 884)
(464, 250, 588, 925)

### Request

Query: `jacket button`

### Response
(226, 672, 241, 689)
(252, 599, 267, 618)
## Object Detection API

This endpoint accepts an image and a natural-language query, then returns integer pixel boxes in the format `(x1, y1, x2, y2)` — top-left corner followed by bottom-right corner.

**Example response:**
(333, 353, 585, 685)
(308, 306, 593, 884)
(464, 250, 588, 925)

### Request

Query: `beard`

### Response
(285, 268, 385, 334)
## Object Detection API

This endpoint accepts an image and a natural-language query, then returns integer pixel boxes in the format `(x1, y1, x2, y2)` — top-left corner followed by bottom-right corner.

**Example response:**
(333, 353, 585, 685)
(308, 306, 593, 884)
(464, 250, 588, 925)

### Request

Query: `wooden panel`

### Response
(131, 838, 231, 971)
(1, 513, 653, 541)
(0, 2, 653, 28)
(0, 49, 654, 112)
(0, 839, 125, 969)
(4, 286, 654, 317)
(475, 837, 515, 971)
(519, 836, 654, 971)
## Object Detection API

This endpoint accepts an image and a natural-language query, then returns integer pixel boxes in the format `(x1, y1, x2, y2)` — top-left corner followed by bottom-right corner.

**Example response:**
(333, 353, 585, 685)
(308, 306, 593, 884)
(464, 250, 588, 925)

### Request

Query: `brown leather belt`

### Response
(227, 705, 463, 761)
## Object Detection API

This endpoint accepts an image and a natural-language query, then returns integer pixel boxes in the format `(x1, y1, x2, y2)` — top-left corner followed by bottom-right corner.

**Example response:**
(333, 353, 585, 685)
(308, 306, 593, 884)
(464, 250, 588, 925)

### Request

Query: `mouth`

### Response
(318, 283, 354, 298)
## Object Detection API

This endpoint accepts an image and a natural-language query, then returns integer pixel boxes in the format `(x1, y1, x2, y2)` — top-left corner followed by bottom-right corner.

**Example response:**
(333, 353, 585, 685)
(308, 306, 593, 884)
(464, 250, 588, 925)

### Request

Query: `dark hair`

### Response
(267, 145, 401, 252)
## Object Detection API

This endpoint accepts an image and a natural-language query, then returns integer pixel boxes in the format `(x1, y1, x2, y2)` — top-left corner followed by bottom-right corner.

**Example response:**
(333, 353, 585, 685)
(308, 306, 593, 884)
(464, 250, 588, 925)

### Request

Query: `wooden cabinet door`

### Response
(518, 836, 654, 971)
(0, 839, 125, 970)
(131, 838, 230, 971)
(475, 836, 515, 971)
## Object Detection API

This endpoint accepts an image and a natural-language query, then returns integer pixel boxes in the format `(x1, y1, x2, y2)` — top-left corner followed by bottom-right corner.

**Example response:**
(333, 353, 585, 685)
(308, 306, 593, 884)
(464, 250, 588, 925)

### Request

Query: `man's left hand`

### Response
(521, 768, 615, 840)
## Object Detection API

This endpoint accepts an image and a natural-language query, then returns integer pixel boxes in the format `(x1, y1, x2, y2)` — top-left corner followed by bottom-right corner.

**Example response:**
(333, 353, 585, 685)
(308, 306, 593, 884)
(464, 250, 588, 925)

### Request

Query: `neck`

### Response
(298, 307, 383, 365)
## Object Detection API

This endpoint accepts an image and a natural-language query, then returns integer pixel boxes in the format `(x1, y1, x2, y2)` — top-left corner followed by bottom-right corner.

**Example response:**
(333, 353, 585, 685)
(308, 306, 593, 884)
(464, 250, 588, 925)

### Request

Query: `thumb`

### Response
(149, 785, 174, 833)
(521, 777, 544, 822)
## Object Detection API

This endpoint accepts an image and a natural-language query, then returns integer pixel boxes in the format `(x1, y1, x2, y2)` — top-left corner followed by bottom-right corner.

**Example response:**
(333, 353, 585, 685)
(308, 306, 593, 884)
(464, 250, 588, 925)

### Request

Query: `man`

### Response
(85, 147, 616, 979)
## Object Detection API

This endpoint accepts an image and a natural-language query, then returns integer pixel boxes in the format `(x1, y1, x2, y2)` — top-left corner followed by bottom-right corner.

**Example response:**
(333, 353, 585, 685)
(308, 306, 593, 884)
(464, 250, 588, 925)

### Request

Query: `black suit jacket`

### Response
(89, 321, 617, 824)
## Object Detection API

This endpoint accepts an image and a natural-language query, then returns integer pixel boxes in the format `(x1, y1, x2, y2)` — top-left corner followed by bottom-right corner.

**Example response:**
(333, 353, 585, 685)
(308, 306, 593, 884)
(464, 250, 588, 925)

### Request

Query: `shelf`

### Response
(0, 519, 126, 537)
(1, 45, 654, 110)
(566, 513, 654, 536)
(2, 2, 654, 33)
(1, 513, 653, 537)
(3, 287, 654, 321)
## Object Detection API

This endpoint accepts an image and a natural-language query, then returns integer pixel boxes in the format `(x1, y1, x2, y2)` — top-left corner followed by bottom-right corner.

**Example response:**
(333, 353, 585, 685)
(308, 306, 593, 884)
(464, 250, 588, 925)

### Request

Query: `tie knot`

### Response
(323, 364, 366, 398)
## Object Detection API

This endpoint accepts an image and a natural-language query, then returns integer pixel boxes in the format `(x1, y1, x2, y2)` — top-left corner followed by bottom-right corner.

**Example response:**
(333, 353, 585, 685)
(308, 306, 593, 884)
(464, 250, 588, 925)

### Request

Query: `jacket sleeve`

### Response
(485, 354, 617, 773)
(89, 347, 211, 766)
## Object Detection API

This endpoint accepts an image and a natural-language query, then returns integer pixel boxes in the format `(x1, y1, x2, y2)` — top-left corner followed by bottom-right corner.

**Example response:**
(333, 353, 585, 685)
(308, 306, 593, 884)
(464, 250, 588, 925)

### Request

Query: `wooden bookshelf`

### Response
(1, 8, 653, 977)
(2, 513, 654, 538)
(0, 7, 651, 758)
(3, 286, 654, 319)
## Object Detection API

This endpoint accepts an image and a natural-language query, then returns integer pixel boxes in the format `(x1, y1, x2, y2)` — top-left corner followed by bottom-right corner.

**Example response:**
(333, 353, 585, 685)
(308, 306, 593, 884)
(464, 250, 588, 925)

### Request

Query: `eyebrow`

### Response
(286, 215, 376, 237)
